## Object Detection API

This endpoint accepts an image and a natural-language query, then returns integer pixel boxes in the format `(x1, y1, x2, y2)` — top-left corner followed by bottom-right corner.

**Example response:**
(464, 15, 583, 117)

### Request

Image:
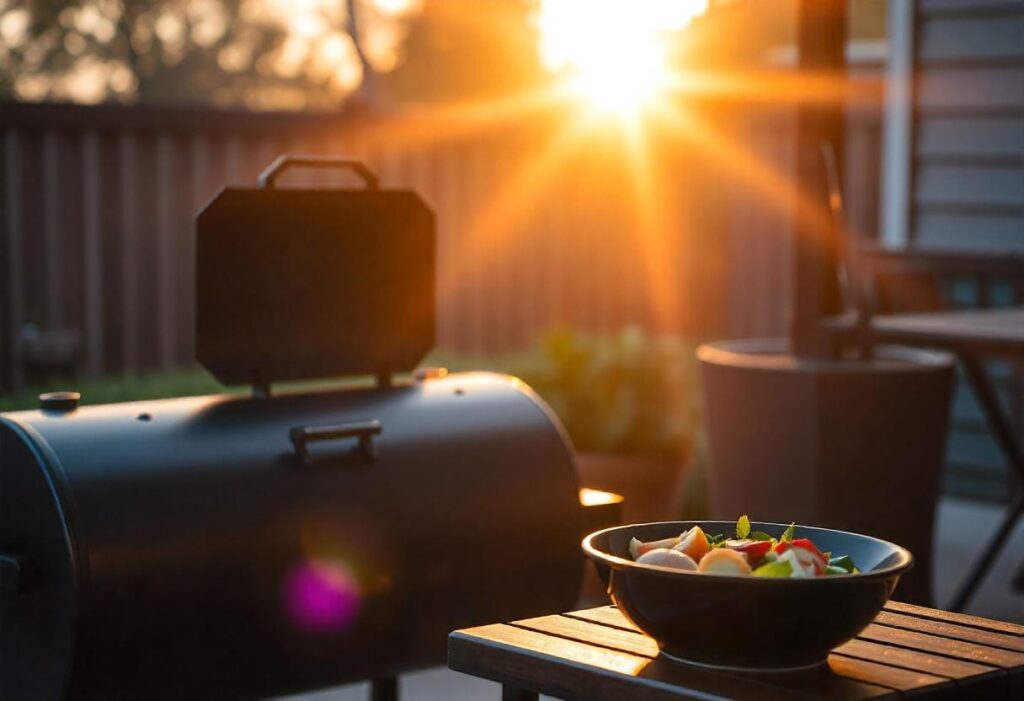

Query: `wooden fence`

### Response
(0, 88, 881, 391)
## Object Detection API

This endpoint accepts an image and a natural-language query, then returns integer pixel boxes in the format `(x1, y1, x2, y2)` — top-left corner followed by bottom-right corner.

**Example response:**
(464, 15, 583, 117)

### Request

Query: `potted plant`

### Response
(511, 328, 698, 525)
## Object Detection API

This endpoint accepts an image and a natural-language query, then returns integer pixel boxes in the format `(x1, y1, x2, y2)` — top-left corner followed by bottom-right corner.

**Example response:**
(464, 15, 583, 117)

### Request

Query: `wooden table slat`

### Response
(450, 624, 769, 701)
(826, 656, 955, 699)
(837, 639, 1011, 698)
(837, 637, 1001, 678)
(448, 626, 720, 699)
(451, 605, 1024, 700)
(875, 610, 1024, 652)
(885, 601, 1024, 638)
(860, 622, 1024, 698)
(452, 621, 899, 701)
(564, 606, 641, 631)
(513, 614, 657, 657)
(860, 622, 1024, 668)
(536, 609, 966, 695)
(515, 613, 907, 700)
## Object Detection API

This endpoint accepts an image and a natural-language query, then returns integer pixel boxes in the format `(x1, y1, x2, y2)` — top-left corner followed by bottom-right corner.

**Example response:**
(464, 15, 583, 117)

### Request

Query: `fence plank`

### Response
(42, 130, 62, 329)
(82, 132, 104, 376)
(119, 133, 139, 375)
(156, 133, 176, 369)
(4, 131, 24, 388)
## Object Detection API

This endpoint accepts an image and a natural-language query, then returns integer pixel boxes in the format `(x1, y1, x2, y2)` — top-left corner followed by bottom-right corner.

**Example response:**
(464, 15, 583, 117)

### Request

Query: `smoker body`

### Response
(1, 372, 586, 700)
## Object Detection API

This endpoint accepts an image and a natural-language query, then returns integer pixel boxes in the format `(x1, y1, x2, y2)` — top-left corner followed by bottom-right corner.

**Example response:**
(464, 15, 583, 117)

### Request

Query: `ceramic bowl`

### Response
(582, 520, 913, 670)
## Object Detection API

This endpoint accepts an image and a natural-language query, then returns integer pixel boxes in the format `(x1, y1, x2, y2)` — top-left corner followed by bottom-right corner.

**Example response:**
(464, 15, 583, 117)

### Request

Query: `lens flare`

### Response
(284, 559, 361, 633)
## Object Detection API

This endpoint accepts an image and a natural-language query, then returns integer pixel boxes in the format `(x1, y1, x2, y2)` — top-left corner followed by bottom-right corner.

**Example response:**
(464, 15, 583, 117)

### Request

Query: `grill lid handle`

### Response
(290, 419, 382, 466)
(258, 155, 380, 191)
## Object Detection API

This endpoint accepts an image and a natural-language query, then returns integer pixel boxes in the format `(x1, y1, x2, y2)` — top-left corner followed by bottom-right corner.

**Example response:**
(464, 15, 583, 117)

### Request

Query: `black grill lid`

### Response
(195, 156, 436, 387)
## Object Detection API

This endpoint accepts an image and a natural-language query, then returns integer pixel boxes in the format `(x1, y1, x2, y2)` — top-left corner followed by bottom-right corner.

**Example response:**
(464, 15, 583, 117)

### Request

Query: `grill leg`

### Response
(370, 676, 398, 701)
(502, 685, 539, 701)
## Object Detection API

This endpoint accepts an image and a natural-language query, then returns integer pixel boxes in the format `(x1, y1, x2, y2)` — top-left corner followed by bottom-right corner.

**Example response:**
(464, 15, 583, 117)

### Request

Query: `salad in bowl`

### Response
(628, 515, 859, 578)
(583, 518, 912, 670)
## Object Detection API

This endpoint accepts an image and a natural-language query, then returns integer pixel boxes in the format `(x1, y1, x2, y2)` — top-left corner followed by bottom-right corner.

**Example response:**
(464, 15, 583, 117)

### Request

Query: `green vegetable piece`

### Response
(736, 515, 751, 540)
(762, 551, 779, 563)
(753, 559, 793, 578)
(828, 555, 857, 573)
(706, 533, 725, 546)
(748, 530, 773, 542)
(825, 565, 849, 576)
(780, 523, 796, 542)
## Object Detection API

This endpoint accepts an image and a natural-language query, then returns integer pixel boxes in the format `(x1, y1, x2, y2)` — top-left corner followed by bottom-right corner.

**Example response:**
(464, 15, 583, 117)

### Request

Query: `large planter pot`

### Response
(698, 339, 954, 605)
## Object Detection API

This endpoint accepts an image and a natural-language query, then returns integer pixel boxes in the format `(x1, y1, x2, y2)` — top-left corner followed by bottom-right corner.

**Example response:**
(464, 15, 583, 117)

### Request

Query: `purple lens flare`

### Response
(284, 559, 361, 633)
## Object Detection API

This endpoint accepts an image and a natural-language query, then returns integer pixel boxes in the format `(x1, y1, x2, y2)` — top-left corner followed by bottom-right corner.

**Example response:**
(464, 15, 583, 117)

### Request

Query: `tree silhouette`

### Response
(381, 0, 546, 105)
(0, 0, 414, 110)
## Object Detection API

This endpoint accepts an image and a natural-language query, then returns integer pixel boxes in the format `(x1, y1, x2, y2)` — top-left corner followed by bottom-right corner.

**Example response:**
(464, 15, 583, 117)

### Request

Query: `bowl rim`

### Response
(583, 520, 914, 583)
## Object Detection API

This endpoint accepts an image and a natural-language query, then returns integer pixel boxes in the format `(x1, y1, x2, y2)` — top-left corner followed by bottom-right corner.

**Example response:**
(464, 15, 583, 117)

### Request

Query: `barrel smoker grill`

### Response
(0, 157, 618, 700)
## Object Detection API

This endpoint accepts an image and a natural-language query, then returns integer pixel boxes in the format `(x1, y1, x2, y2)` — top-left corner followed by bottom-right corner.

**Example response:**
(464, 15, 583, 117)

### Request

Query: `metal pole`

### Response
(790, 0, 847, 358)
(948, 354, 1024, 611)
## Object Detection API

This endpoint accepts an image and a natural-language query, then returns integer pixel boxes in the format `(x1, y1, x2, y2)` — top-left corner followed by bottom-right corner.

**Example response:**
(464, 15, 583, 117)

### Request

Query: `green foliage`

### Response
(514, 328, 698, 457)
(752, 559, 792, 578)
(736, 514, 750, 539)
(0, 367, 225, 412)
(828, 555, 857, 574)
(432, 327, 700, 457)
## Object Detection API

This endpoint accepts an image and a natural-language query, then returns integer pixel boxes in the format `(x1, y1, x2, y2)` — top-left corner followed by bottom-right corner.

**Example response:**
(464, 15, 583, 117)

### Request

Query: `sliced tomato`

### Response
(791, 538, 827, 561)
(775, 539, 827, 574)
(725, 539, 772, 564)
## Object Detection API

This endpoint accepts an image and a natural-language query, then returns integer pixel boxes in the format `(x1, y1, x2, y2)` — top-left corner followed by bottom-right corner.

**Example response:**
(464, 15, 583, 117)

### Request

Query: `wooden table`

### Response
(449, 603, 1024, 700)
(869, 307, 1024, 611)
(871, 308, 1024, 357)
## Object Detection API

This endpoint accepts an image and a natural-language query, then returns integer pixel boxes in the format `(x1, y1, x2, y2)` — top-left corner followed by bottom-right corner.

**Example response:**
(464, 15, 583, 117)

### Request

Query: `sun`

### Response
(563, 36, 668, 116)
(537, 0, 708, 116)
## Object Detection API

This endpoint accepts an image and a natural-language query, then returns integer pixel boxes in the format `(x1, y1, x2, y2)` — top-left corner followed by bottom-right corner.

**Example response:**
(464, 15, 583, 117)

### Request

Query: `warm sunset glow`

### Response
(580, 488, 625, 507)
(537, 0, 708, 116)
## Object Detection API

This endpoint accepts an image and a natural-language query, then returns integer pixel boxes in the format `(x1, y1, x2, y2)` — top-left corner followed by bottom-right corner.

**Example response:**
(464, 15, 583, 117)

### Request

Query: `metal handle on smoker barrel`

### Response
(258, 155, 380, 190)
(290, 419, 382, 466)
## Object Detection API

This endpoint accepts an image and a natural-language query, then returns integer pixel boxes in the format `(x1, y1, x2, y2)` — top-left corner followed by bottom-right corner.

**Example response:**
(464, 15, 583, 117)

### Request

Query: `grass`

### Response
(0, 367, 227, 412)
(0, 350, 524, 413)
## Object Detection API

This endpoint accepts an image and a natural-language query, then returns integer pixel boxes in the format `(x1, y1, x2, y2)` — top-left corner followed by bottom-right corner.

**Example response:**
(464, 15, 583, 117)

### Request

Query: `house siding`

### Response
(911, 0, 1024, 501)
